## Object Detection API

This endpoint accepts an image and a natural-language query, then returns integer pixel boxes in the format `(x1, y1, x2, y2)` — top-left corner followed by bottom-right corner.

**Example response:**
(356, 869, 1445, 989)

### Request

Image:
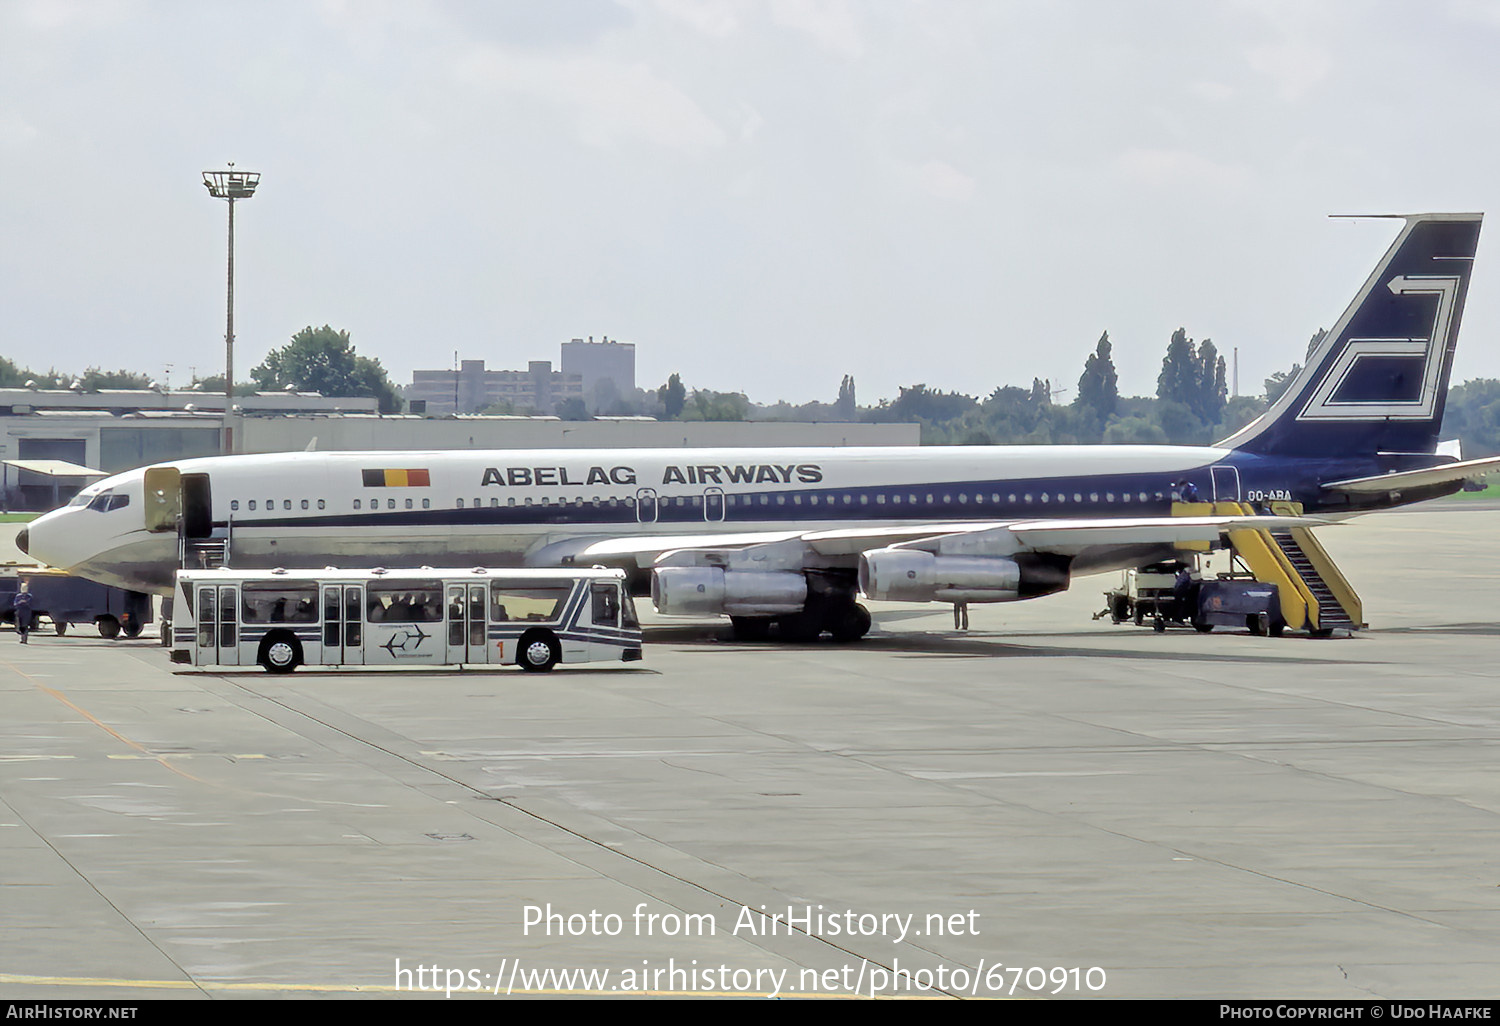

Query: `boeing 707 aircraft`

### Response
(20, 213, 1497, 641)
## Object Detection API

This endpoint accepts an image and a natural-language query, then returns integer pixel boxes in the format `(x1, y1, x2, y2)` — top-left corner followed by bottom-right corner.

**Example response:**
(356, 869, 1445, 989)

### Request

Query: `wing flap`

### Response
(1322, 455, 1500, 494)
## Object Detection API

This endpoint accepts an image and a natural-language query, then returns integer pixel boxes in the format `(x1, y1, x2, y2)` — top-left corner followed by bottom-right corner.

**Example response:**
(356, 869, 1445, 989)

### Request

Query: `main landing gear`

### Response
(730, 595, 873, 644)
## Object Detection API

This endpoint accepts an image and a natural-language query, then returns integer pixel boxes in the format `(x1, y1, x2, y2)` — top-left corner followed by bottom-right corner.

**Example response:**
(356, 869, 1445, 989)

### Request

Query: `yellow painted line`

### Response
(106, 753, 267, 760)
(0, 657, 212, 786)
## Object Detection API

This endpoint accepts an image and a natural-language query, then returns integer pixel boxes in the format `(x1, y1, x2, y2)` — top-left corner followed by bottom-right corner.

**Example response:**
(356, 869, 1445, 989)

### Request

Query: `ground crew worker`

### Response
(14, 581, 34, 644)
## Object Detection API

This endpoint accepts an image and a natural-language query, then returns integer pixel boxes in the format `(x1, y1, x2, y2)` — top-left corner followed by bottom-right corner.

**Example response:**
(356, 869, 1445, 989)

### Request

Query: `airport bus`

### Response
(169, 566, 642, 673)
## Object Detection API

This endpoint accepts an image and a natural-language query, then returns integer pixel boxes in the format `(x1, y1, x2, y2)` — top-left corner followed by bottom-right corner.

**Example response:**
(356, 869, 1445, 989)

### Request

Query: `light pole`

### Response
(202, 164, 260, 454)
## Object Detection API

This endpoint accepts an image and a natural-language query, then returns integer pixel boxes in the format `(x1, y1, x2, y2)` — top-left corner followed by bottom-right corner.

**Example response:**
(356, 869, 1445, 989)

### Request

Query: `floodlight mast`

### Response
(202, 165, 260, 455)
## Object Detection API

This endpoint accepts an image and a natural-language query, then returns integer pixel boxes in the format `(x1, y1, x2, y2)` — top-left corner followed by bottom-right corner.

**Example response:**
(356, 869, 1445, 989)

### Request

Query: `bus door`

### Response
(446, 583, 489, 664)
(322, 585, 365, 666)
(196, 582, 241, 666)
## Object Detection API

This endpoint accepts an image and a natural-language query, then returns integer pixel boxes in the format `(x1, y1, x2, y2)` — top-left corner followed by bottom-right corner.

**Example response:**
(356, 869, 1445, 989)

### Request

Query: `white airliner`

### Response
(21, 213, 1500, 641)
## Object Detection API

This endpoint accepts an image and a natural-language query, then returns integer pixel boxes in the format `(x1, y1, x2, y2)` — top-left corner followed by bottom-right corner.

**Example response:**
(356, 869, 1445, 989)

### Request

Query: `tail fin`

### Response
(1219, 212, 1482, 458)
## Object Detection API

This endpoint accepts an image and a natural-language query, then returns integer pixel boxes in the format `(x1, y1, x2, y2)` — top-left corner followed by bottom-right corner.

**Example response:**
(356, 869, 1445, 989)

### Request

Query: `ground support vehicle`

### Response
(1100, 562, 1201, 632)
(0, 569, 152, 637)
(170, 566, 642, 673)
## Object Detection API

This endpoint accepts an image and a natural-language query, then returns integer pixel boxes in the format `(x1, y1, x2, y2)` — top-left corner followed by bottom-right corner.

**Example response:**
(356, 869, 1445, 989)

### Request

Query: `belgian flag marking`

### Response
(362, 468, 431, 487)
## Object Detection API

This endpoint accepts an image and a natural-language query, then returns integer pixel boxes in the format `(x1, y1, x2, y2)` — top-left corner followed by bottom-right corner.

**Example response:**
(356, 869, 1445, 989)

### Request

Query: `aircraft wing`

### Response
(1322, 455, 1500, 495)
(551, 513, 1327, 568)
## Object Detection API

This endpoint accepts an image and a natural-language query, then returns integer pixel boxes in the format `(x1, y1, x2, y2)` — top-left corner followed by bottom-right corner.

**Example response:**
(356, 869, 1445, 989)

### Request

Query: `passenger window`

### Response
(489, 583, 570, 622)
(249, 500, 257, 511)
(240, 584, 318, 624)
(353, 499, 361, 510)
(301, 499, 309, 510)
(230, 500, 239, 511)
(365, 582, 444, 623)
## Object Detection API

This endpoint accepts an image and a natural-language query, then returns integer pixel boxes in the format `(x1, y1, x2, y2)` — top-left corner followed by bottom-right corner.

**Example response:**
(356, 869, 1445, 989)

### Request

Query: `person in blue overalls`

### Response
(14, 581, 34, 644)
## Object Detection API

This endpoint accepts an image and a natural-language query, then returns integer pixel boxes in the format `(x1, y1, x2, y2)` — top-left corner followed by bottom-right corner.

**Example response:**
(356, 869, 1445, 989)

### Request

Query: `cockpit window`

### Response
(85, 492, 130, 513)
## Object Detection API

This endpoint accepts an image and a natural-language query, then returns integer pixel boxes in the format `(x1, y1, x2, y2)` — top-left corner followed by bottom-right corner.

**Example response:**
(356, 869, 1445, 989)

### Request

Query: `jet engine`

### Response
(651, 567, 807, 617)
(858, 548, 1070, 603)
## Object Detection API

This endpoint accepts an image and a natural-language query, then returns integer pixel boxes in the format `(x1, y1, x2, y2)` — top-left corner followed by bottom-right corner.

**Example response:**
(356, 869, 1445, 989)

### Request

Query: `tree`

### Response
(1155, 328, 1225, 437)
(1195, 339, 1227, 427)
(1264, 329, 1326, 404)
(251, 325, 403, 413)
(679, 389, 750, 422)
(835, 375, 856, 419)
(657, 373, 686, 420)
(1264, 365, 1301, 404)
(80, 367, 154, 390)
(554, 397, 590, 421)
(1075, 331, 1119, 421)
(1157, 328, 1198, 409)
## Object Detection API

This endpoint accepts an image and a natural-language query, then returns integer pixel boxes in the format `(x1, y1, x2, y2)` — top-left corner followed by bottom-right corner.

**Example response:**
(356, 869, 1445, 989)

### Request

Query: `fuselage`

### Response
(20, 443, 1447, 596)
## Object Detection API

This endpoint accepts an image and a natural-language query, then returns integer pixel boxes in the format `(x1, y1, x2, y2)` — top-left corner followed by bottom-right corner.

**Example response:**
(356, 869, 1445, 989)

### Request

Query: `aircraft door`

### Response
(181, 474, 213, 539)
(703, 487, 725, 522)
(1210, 464, 1242, 504)
(635, 488, 658, 523)
(143, 467, 181, 533)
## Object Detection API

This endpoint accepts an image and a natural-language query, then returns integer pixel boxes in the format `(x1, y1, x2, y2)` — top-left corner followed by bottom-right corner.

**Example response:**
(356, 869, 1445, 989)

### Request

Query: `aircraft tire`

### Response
(777, 609, 823, 643)
(258, 632, 302, 674)
(730, 617, 772, 642)
(517, 630, 560, 673)
(53, 620, 67, 637)
(121, 617, 143, 639)
(97, 615, 120, 639)
(828, 603, 872, 643)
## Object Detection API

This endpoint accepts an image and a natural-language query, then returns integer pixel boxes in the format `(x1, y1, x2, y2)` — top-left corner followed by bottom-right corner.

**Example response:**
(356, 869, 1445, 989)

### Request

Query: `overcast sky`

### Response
(4, 0, 1500, 407)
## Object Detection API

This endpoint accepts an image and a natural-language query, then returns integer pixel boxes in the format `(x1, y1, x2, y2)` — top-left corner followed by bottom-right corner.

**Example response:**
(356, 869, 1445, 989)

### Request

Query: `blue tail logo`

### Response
(1221, 213, 1482, 458)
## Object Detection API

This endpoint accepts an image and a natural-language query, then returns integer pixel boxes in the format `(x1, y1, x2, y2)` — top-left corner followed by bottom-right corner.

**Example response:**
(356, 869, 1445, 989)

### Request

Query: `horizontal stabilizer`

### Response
(1322, 455, 1500, 495)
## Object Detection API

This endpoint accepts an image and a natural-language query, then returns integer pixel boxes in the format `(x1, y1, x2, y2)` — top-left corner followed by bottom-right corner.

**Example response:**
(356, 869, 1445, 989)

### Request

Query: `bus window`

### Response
(366, 582, 443, 623)
(489, 583, 570, 623)
(591, 583, 619, 628)
(241, 584, 318, 624)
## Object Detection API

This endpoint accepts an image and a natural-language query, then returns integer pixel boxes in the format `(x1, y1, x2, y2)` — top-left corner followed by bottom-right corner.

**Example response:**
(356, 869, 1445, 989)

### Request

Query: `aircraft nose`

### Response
(14, 527, 27, 555)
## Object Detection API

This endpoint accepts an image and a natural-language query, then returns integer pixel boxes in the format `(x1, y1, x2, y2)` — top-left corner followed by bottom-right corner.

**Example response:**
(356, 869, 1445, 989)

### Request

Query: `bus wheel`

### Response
(97, 616, 121, 639)
(53, 620, 68, 637)
(258, 632, 303, 674)
(517, 630, 560, 673)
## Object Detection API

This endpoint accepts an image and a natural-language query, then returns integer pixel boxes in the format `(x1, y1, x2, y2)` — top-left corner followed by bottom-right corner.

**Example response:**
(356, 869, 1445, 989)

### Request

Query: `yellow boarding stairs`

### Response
(1171, 500, 1363, 636)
